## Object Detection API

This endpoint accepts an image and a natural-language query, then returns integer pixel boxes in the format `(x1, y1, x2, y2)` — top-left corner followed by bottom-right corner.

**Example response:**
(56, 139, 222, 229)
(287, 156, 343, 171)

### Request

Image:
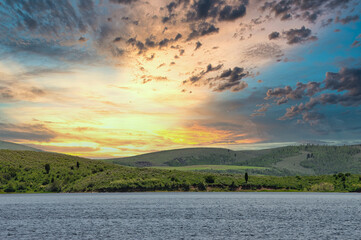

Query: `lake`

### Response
(0, 192, 360, 239)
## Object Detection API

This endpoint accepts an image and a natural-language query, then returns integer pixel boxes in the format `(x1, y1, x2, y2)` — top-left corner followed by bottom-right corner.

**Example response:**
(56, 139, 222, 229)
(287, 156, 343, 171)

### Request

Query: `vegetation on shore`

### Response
(1, 150, 361, 193)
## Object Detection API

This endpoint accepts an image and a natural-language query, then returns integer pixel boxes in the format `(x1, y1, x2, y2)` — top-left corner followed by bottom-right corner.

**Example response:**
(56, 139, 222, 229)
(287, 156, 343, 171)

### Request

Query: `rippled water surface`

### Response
(1, 192, 361, 239)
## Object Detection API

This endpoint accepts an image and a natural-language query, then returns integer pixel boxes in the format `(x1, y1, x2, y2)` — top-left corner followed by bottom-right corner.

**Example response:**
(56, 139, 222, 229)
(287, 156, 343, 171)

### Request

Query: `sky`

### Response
(0, 0, 360, 158)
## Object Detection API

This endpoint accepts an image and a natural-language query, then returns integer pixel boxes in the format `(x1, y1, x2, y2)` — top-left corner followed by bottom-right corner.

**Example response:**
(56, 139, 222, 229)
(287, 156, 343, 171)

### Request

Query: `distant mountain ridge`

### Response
(0, 140, 42, 152)
(104, 145, 361, 176)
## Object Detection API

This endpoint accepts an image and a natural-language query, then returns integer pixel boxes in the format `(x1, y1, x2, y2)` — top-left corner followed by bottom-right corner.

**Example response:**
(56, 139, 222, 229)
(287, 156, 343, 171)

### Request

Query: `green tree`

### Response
(44, 164, 50, 174)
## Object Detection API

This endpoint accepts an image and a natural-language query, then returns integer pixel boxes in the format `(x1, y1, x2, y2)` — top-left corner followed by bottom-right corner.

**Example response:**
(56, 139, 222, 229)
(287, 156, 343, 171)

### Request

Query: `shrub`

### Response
(350, 184, 361, 192)
(205, 175, 215, 184)
(4, 183, 15, 193)
(47, 180, 61, 192)
(181, 181, 190, 191)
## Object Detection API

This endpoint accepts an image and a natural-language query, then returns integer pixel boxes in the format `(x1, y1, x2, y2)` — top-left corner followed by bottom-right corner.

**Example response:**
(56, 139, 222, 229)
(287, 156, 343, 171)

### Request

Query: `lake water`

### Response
(0, 192, 361, 239)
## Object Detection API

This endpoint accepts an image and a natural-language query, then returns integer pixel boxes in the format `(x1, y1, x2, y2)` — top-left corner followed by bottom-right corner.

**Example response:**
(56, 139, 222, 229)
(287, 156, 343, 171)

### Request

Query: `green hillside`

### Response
(105, 147, 270, 167)
(1, 149, 361, 193)
(105, 145, 361, 176)
(0, 140, 41, 151)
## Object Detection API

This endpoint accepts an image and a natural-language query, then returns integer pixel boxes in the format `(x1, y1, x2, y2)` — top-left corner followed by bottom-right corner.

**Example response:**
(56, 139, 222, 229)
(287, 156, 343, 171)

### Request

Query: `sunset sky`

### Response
(0, 0, 360, 158)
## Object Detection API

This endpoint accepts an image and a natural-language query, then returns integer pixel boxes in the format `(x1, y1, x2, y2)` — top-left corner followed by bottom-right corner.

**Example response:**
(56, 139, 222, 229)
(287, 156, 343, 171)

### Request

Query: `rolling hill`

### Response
(104, 145, 361, 176)
(1, 149, 361, 193)
(0, 140, 42, 151)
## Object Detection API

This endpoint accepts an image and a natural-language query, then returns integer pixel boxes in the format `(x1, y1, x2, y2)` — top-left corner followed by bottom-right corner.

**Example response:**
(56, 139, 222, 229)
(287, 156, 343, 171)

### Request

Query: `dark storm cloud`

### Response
(212, 67, 249, 92)
(283, 26, 317, 44)
(158, 38, 170, 48)
(187, 22, 219, 41)
(184, 0, 248, 22)
(323, 68, 361, 97)
(268, 31, 280, 40)
(267, 67, 361, 121)
(126, 33, 183, 54)
(213, 81, 248, 92)
(335, 15, 360, 24)
(162, 0, 190, 23)
(184, 65, 249, 92)
(126, 37, 144, 53)
(145, 37, 156, 48)
(109, 0, 138, 4)
(174, 33, 182, 41)
(266, 82, 321, 104)
(162, 0, 248, 26)
(266, 86, 293, 100)
(185, 63, 223, 84)
(218, 4, 247, 21)
(195, 41, 202, 50)
(206, 64, 223, 73)
(186, 0, 218, 21)
(260, 0, 352, 23)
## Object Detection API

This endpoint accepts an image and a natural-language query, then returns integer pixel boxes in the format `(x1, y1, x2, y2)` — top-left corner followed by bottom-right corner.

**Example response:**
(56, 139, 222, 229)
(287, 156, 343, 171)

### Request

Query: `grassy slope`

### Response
(151, 165, 269, 170)
(104, 145, 361, 176)
(1, 150, 361, 193)
(273, 151, 315, 175)
(0, 140, 41, 151)
(106, 148, 239, 166)
(105, 147, 272, 167)
(0, 150, 244, 193)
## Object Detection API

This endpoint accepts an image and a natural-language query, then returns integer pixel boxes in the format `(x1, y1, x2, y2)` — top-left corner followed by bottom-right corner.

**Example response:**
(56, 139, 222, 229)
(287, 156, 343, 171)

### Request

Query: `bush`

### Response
(47, 180, 62, 192)
(4, 183, 15, 193)
(181, 181, 190, 191)
(205, 175, 215, 184)
(350, 184, 361, 192)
